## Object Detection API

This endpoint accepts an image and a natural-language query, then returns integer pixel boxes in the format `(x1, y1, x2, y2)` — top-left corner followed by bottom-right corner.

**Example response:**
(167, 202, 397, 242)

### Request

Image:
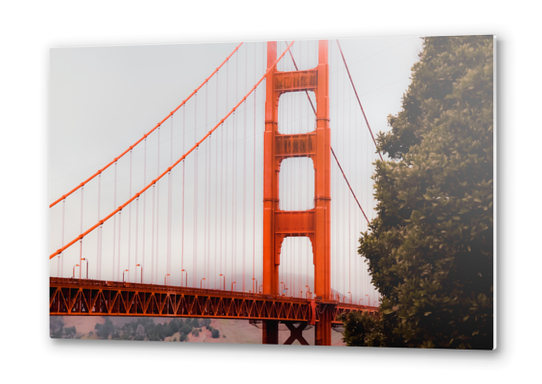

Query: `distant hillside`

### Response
(50, 316, 345, 346)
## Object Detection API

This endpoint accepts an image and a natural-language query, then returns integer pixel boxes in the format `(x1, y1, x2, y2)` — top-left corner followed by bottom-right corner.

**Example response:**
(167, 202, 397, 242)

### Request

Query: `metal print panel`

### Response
(49, 36, 494, 349)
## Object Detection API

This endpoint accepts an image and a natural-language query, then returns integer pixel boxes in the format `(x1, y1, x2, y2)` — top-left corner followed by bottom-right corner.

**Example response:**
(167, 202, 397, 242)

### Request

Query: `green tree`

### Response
(64, 326, 77, 339)
(188, 318, 200, 328)
(179, 322, 193, 336)
(211, 329, 220, 339)
(50, 317, 65, 338)
(134, 324, 146, 341)
(346, 36, 494, 349)
(340, 312, 384, 347)
(95, 318, 115, 339)
(166, 319, 180, 336)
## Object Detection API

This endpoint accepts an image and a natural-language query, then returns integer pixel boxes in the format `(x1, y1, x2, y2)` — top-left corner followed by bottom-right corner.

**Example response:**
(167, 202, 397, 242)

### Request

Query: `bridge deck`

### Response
(50, 278, 378, 324)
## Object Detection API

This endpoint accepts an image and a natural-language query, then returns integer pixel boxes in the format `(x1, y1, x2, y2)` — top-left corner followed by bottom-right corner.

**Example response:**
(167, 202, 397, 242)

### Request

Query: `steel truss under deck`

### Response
(50, 277, 377, 325)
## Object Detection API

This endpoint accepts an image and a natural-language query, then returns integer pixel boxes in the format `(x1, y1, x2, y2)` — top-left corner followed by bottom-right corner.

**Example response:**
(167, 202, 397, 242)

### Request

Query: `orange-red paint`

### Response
(50, 277, 377, 324)
(263, 40, 332, 345)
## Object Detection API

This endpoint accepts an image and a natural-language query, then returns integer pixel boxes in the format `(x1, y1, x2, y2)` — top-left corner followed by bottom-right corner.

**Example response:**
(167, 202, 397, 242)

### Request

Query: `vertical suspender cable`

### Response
(343, 65, 347, 296)
(181, 107, 185, 285)
(194, 94, 198, 287)
(79, 187, 84, 279)
(337, 45, 341, 296)
(128, 150, 132, 282)
(204, 86, 208, 288)
(242, 45, 247, 292)
(202, 91, 207, 288)
(113, 162, 117, 280)
(232, 52, 237, 289)
(151, 186, 155, 283)
(224, 62, 228, 287)
(135, 196, 139, 282)
(219, 121, 224, 286)
(166, 174, 171, 285)
(348, 92, 352, 300)
(207, 85, 212, 288)
(167, 116, 173, 284)
(355, 96, 359, 302)
(142, 138, 147, 283)
(97, 174, 101, 280)
(156, 127, 161, 284)
(60, 199, 65, 278)
(118, 210, 122, 281)
(214, 72, 219, 290)
(252, 43, 256, 293)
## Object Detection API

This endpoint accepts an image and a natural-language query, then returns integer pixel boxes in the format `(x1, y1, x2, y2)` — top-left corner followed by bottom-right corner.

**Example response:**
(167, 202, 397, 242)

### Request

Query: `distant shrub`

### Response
(50, 317, 64, 338)
(64, 326, 76, 339)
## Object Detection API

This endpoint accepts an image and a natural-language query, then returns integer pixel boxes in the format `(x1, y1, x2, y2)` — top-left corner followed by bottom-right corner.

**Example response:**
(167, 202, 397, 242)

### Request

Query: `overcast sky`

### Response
(49, 37, 423, 303)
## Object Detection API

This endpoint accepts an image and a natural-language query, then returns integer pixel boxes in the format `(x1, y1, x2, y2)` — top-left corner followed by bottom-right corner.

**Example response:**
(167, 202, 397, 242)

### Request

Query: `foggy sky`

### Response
(49, 37, 423, 303)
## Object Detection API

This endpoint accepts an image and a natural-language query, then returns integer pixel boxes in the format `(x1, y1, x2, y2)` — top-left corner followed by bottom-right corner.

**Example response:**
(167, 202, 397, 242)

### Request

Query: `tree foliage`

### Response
(346, 36, 494, 349)
(50, 317, 65, 338)
(211, 329, 220, 339)
(340, 312, 384, 347)
(95, 317, 115, 339)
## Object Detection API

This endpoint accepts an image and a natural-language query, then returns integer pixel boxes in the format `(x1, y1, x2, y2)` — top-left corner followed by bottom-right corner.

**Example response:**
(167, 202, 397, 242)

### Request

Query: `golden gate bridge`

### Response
(49, 40, 387, 345)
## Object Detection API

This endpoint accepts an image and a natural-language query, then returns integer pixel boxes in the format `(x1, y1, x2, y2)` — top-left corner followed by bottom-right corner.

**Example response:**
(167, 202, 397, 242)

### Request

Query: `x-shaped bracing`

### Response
(284, 322, 309, 345)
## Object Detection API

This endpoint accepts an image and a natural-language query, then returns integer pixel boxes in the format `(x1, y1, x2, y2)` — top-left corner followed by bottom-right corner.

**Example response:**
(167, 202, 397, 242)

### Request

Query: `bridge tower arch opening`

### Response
(262, 40, 332, 345)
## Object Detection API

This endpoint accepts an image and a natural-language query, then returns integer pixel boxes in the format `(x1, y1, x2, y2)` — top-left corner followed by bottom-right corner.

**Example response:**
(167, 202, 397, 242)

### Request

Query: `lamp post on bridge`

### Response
(123, 269, 129, 283)
(252, 278, 257, 294)
(366, 294, 369, 306)
(231, 281, 236, 292)
(348, 292, 352, 304)
(200, 277, 206, 289)
(136, 264, 142, 283)
(219, 274, 225, 290)
(81, 258, 88, 279)
(72, 264, 80, 278)
(164, 273, 170, 285)
(181, 269, 187, 287)
(305, 285, 312, 299)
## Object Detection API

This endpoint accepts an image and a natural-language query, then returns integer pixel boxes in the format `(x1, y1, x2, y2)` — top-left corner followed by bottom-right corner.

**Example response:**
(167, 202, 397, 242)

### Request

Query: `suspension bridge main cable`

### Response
(49, 41, 296, 260)
(336, 39, 383, 162)
(49, 42, 244, 209)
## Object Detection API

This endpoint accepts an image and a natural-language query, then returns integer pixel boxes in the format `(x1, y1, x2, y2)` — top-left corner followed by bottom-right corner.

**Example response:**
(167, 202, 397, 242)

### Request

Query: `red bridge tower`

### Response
(262, 40, 333, 345)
